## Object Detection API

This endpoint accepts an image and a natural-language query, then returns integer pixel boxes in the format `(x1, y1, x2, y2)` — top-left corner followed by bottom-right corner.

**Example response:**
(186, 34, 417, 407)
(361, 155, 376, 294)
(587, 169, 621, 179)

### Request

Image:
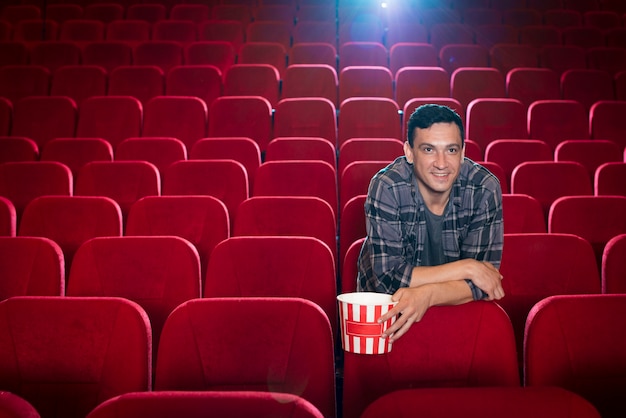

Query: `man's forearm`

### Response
(408, 259, 475, 288)
(427, 280, 475, 306)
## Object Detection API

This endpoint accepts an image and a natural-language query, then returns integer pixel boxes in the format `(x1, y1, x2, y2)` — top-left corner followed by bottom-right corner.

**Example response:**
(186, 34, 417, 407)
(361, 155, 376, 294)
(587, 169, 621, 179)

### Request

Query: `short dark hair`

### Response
(406, 104, 465, 147)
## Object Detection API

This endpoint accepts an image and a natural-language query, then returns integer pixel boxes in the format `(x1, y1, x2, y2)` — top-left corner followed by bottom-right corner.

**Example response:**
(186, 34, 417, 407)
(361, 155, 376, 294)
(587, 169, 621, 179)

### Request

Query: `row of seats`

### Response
(4, 36, 626, 77)
(2, 171, 626, 285)
(0, 293, 623, 417)
(2, 92, 626, 152)
(8, 15, 626, 50)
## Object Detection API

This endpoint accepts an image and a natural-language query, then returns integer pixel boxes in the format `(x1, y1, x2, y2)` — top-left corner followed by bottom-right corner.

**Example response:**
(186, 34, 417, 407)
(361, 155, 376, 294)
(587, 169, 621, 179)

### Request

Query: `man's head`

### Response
(404, 104, 465, 209)
(406, 104, 465, 147)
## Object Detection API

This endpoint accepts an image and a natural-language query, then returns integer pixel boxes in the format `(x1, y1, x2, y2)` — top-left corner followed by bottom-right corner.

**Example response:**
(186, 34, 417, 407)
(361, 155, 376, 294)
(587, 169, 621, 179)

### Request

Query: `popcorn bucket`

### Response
(337, 292, 397, 355)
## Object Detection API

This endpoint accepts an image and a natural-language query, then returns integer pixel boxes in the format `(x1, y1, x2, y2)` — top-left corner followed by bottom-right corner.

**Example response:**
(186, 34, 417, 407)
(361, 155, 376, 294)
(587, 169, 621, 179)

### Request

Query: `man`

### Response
(357, 104, 504, 342)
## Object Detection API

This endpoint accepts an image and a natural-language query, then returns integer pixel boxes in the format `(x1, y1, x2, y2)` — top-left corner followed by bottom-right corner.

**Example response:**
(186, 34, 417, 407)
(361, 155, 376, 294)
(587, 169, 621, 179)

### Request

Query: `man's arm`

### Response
(379, 280, 474, 342)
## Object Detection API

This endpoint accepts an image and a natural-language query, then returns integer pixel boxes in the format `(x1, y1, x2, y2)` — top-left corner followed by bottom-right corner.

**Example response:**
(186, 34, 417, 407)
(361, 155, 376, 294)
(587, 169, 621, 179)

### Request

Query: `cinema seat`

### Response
(595, 162, 626, 197)
(115, 137, 187, 182)
(342, 301, 519, 418)
(0, 391, 42, 418)
(0, 236, 64, 301)
(0, 137, 38, 164)
(0, 296, 151, 418)
(11, 96, 77, 149)
(87, 391, 324, 418)
(154, 297, 336, 418)
(40, 138, 113, 179)
(126, 195, 229, 280)
(525, 294, 626, 418)
(204, 236, 337, 338)
(502, 194, 546, 234)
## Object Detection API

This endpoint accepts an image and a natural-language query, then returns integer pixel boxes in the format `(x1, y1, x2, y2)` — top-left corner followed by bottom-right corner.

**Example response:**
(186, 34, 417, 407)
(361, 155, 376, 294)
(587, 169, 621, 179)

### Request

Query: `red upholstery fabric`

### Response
(490, 44, 537, 75)
(108, 66, 164, 106)
(450, 67, 506, 112)
(0, 137, 38, 164)
(208, 96, 273, 152)
(189, 137, 261, 191)
(394, 66, 448, 110)
(361, 387, 600, 418)
(341, 236, 364, 294)
(595, 162, 626, 197)
(50, 65, 107, 107)
(602, 233, 626, 293)
(152, 20, 197, 46)
(198, 21, 245, 51)
(265, 137, 336, 169)
(142, 96, 208, 152)
(338, 42, 387, 71)
(87, 391, 324, 418)
(11, 96, 77, 149)
(154, 298, 336, 418)
(389, 43, 438, 77)
(506, 68, 560, 110)
(204, 236, 337, 338)
(338, 138, 402, 183)
(166, 65, 222, 108)
(126, 4, 166, 24)
(502, 194, 546, 233)
(499, 233, 600, 366)
(525, 294, 626, 418)
(0, 65, 50, 104)
(170, 4, 210, 23)
(0, 197, 15, 237)
(560, 69, 615, 110)
(338, 97, 401, 146)
(288, 43, 337, 68)
(184, 41, 236, 75)
(115, 137, 187, 182)
(0, 98, 11, 137)
(238, 42, 287, 78)
(439, 44, 489, 74)
(528, 99, 590, 150)
(538, 45, 587, 76)
(234, 196, 337, 266)
(41, 138, 113, 179)
(29, 41, 81, 74)
(339, 66, 393, 103)
(126, 195, 229, 280)
(0, 161, 72, 221)
(484, 139, 552, 187)
(246, 21, 292, 50)
(163, 159, 248, 229)
(0, 391, 41, 418)
(282, 65, 338, 106)
(511, 161, 593, 219)
(0, 237, 64, 301)
(18, 196, 122, 273)
(273, 97, 337, 144)
(67, 236, 201, 362)
(342, 301, 520, 418)
(589, 100, 626, 147)
(254, 160, 338, 218)
(82, 42, 133, 73)
(224, 64, 280, 106)
(133, 41, 183, 74)
(340, 160, 389, 213)
(76, 96, 143, 151)
(465, 98, 528, 151)
(75, 161, 160, 222)
(548, 195, 626, 268)
(105, 20, 151, 46)
(0, 296, 152, 418)
(555, 140, 622, 181)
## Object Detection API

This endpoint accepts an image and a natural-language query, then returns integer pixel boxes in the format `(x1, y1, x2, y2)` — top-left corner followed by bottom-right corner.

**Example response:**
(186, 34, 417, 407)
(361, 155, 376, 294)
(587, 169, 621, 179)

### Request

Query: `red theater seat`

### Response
(465, 98, 527, 151)
(506, 68, 560, 111)
(87, 391, 324, 418)
(342, 301, 520, 418)
(166, 65, 222, 108)
(0, 296, 151, 418)
(184, 41, 236, 75)
(0, 196, 15, 237)
(339, 66, 393, 103)
(154, 297, 336, 417)
(50, 65, 107, 107)
(525, 294, 626, 418)
(0, 137, 38, 164)
(40, 137, 113, 179)
(595, 162, 626, 197)
(273, 98, 337, 144)
(126, 195, 229, 280)
(338, 97, 401, 146)
(602, 233, 626, 293)
(11, 96, 77, 149)
(223, 64, 280, 106)
(108, 65, 165, 105)
(527, 100, 589, 151)
(555, 140, 622, 181)
(204, 236, 337, 338)
(0, 236, 64, 300)
(265, 137, 336, 169)
(281, 65, 338, 106)
(502, 194, 546, 234)
(116, 137, 187, 182)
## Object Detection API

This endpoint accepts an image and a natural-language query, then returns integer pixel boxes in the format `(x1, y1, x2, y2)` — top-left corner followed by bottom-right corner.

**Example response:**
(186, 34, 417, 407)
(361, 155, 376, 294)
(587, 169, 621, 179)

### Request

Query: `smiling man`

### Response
(357, 104, 504, 342)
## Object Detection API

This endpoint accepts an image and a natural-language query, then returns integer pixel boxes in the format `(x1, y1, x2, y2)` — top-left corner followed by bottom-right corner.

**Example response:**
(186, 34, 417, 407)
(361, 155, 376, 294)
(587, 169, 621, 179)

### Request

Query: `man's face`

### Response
(404, 122, 465, 204)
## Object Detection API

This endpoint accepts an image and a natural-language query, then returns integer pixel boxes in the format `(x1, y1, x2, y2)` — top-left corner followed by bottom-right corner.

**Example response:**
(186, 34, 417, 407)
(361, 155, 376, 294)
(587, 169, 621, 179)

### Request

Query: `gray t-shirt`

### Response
(422, 205, 445, 267)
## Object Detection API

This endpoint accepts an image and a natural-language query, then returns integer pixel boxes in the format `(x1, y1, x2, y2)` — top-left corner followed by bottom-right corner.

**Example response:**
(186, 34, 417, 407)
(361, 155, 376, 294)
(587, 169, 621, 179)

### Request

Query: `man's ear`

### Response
(403, 141, 414, 164)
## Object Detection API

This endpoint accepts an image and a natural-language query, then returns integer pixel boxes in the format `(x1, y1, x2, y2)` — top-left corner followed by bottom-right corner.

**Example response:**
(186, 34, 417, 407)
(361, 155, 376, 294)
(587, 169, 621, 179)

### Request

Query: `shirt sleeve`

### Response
(358, 176, 414, 294)
(461, 174, 504, 298)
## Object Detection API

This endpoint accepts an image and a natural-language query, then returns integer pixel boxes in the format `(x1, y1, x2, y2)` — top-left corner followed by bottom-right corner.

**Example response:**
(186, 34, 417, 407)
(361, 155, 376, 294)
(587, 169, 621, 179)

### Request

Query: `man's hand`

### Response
(463, 260, 505, 301)
(378, 285, 435, 343)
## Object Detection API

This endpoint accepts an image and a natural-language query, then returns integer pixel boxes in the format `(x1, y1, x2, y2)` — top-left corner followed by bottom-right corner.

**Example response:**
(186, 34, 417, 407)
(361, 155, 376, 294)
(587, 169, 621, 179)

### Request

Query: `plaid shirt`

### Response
(357, 156, 503, 298)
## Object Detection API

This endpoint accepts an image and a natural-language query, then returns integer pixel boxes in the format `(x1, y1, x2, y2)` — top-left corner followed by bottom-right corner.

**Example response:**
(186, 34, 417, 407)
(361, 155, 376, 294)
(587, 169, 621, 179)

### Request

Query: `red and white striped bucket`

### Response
(337, 292, 397, 355)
